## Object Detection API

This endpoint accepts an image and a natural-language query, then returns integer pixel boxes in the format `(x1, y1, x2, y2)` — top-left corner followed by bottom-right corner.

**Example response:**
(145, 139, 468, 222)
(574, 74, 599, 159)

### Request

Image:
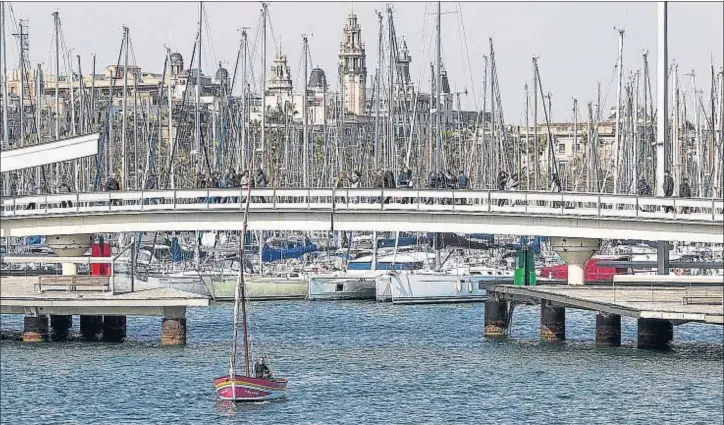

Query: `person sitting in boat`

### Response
(254, 357, 272, 379)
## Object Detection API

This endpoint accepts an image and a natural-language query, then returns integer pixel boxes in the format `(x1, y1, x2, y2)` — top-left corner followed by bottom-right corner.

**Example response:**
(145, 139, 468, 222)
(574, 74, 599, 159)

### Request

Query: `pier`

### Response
(0, 276, 209, 345)
(484, 277, 723, 349)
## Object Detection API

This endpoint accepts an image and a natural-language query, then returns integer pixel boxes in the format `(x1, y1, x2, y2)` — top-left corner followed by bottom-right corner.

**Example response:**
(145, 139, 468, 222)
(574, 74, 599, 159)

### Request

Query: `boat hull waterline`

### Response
(214, 375, 288, 401)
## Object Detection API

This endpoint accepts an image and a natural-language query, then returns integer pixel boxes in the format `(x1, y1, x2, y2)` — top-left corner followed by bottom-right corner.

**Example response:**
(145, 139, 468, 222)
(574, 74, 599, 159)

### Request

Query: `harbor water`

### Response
(1, 301, 722, 424)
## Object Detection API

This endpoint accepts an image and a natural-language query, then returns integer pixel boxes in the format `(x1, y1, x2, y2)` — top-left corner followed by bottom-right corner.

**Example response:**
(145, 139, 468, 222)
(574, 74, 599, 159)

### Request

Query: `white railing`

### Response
(1, 188, 723, 224)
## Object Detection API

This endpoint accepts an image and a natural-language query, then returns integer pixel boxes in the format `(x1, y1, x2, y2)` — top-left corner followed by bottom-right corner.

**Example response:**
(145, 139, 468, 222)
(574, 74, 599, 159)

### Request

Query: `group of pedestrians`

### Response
(194, 168, 269, 203)
(639, 170, 693, 214)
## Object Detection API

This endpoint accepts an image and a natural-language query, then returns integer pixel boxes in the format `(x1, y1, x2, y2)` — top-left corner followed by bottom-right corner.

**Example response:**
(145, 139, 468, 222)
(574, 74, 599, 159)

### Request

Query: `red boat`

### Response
(540, 257, 631, 282)
(214, 375, 288, 401)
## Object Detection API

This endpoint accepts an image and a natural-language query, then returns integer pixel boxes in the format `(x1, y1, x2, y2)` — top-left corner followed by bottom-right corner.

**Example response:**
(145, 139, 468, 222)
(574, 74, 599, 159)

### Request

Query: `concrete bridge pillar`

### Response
(161, 307, 187, 346)
(484, 299, 509, 338)
(637, 318, 673, 349)
(550, 237, 600, 285)
(46, 234, 94, 276)
(540, 302, 565, 341)
(50, 315, 73, 341)
(80, 315, 104, 341)
(595, 313, 621, 346)
(23, 315, 49, 342)
(102, 316, 127, 342)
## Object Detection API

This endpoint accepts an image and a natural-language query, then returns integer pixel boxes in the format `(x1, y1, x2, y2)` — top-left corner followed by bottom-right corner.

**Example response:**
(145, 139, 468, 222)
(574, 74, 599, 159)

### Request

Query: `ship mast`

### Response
(302, 34, 309, 187)
(0, 2, 7, 149)
(122, 25, 129, 188)
(433, 1, 441, 272)
(195, 2, 202, 175)
(434, 1, 441, 173)
(613, 28, 624, 193)
(655, 1, 669, 197)
(260, 2, 267, 170)
(230, 155, 255, 388)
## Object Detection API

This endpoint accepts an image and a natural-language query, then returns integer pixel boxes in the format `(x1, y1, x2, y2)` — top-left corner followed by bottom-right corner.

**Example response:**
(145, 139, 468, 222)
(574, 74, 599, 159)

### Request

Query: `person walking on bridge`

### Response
(255, 168, 269, 203)
(497, 171, 508, 206)
(679, 177, 692, 214)
(58, 181, 72, 208)
(637, 174, 652, 212)
(105, 174, 121, 206)
(663, 170, 674, 213)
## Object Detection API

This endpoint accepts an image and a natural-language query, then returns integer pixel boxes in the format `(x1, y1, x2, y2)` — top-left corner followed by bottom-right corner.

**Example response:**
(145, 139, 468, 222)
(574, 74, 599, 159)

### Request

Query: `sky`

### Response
(4, 1, 723, 124)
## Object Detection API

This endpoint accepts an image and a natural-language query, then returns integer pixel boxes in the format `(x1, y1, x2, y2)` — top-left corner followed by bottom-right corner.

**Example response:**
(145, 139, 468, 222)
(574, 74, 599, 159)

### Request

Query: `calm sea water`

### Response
(1, 301, 722, 425)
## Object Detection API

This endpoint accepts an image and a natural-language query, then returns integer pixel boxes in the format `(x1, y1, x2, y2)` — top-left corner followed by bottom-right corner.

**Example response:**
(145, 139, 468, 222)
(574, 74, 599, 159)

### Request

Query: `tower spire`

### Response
(338, 9, 367, 116)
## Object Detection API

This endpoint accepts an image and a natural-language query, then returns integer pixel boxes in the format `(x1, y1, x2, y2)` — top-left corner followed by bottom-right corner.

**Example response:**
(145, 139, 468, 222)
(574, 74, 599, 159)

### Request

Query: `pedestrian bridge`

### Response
(1, 188, 722, 243)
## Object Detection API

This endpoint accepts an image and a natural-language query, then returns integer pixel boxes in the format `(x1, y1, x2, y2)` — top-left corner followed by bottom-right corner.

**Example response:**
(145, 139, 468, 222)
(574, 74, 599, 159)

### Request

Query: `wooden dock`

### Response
(487, 283, 723, 325)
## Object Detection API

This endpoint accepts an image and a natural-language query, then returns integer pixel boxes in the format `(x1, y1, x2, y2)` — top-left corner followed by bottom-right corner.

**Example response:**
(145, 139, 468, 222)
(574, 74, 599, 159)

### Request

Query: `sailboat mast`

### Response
(53, 12, 60, 142)
(240, 29, 248, 170)
(374, 10, 382, 170)
(260, 2, 267, 170)
(532, 57, 538, 190)
(231, 155, 255, 380)
(613, 28, 624, 194)
(434, 1, 441, 173)
(387, 6, 395, 170)
(655, 1, 669, 196)
(524, 83, 530, 190)
(433, 1, 441, 272)
(1, 2, 8, 149)
(18, 22, 25, 146)
(195, 2, 202, 175)
(122, 26, 129, 188)
(302, 34, 309, 187)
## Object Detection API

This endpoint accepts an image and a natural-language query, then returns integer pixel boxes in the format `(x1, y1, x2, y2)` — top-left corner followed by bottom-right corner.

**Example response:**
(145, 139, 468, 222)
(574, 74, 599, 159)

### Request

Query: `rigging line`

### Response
(7, 4, 23, 61)
(202, 5, 219, 72)
(127, 33, 138, 67)
(266, 7, 279, 57)
(306, 34, 314, 73)
(411, 2, 431, 93)
(246, 12, 263, 94)
(293, 38, 303, 93)
(455, 2, 478, 110)
(229, 29, 245, 95)
(596, 65, 618, 122)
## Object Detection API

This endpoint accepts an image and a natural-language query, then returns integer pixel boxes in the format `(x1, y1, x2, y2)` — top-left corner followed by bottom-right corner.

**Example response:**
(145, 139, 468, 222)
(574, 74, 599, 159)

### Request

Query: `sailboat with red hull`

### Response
(213, 153, 287, 402)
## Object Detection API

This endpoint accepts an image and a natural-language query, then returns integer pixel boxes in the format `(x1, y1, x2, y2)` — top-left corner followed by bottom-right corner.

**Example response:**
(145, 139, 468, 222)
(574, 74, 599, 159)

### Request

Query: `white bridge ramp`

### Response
(1, 133, 100, 172)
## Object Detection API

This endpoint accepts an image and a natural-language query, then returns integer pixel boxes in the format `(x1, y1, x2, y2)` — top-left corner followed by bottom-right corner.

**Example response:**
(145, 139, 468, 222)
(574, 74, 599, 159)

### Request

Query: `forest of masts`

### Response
(2, 3, 723, 199)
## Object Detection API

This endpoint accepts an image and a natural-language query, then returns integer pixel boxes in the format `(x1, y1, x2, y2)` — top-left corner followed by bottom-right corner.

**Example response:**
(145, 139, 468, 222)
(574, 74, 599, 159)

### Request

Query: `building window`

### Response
(558, 143, 566, 154)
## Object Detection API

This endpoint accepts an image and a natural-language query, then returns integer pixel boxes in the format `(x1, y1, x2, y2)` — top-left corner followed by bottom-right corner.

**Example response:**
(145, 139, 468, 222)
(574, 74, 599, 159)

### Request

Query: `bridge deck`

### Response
(489, 284, 724, 325)
(0, 276, 209, 316)
(2, 188, 722, 242)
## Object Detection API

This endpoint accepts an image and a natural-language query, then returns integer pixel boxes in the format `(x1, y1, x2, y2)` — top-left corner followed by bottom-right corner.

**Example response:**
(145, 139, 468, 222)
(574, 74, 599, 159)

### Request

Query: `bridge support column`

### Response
(46, 234, 94, 277)
(540, 302, 565, 342)
(657, 241, 670, 275)
(80, 315, 104, 341)
(550, 237, 600, 285)
(50, 315, 73, 341)
(23, 315, 49, 343)
(637, 318, 673, 349)
(161, 307, 187, 346)
(595, 313, 621, 346)
(484, 299, 509, 338)
(102, 316, 127, 342)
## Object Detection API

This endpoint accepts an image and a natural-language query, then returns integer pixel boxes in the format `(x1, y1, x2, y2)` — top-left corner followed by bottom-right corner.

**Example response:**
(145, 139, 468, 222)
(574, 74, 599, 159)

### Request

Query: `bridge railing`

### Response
(2, 188, 723, 223)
